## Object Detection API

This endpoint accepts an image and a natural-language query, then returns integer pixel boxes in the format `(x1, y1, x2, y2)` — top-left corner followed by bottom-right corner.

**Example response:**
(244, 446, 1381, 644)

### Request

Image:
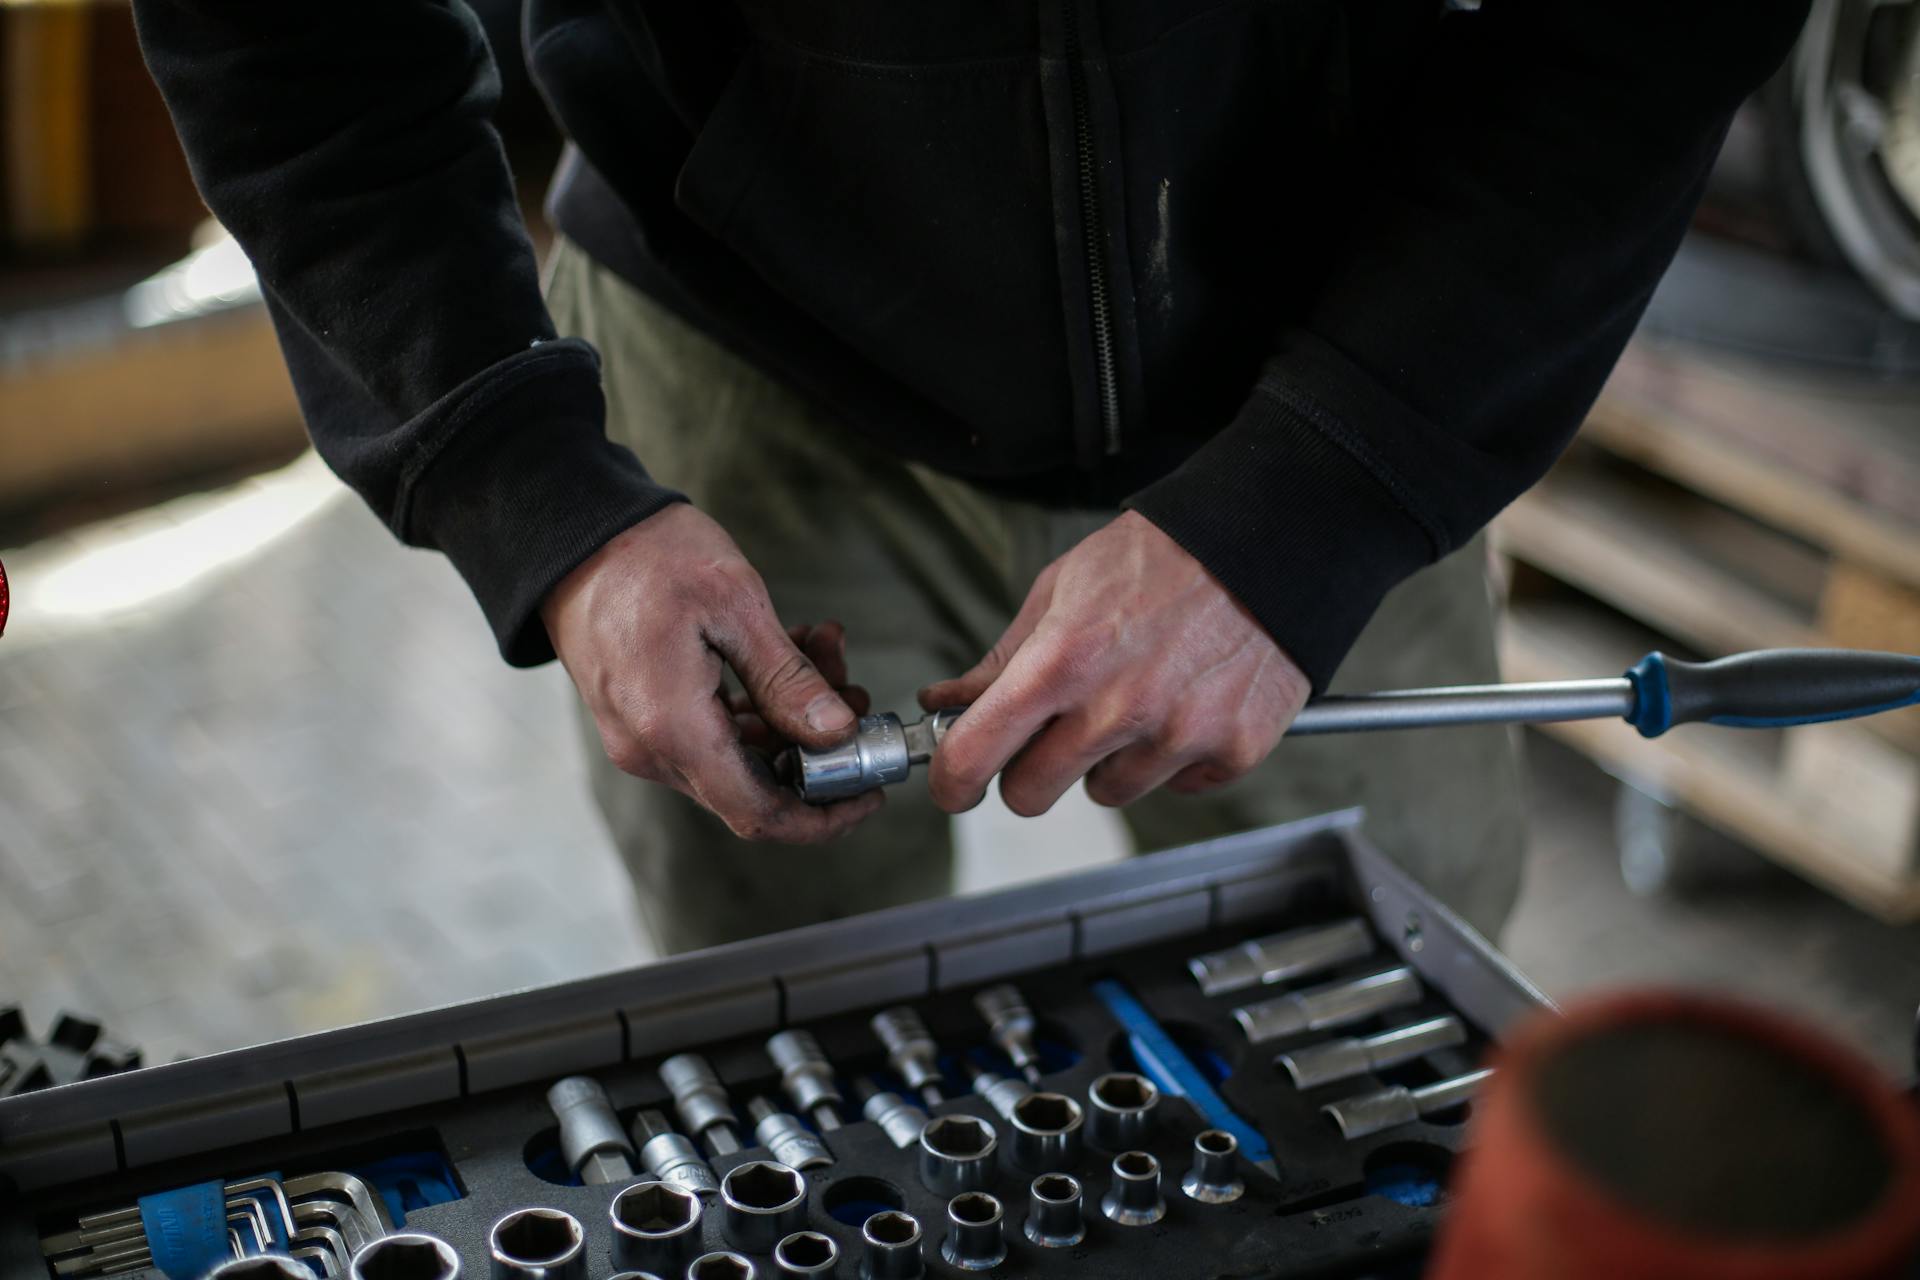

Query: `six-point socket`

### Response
(772, 1230, 840, 1278)
(350, 1233, 462, 1280)
(687, 1253, 757, 1280)
(1023, 1174, 1086, 1248)
(766, 1029, 846, 1130)
(916, 1113, 998, 1197)
(609, 1181, 703, 1276)
(1087, 1072, 1160, 1151)
(1182, 1128, 1246, 1203)
(858, 1211, 923, 1280)
(632, 1109, 721, 1197)
(1101, 1150, 1168, 1226)
(1008, 1091, 1084, 1172)
(939, 1193, 1007, 1272)
(660, 1054, 744, 1156)
(487, 1209, 586, 1280)
(720, 1160, 810, 1255)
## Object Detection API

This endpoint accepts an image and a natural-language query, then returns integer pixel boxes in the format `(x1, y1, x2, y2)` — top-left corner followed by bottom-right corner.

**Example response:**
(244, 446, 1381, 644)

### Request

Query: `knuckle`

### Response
(602, 734, 650, 778)
(1219, 727, 1272, 774)
(1156, 708, 1207, 758)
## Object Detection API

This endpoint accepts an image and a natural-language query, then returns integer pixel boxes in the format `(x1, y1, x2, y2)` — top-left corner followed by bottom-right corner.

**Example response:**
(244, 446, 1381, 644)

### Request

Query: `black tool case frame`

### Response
(0, 811, 1550, 1279)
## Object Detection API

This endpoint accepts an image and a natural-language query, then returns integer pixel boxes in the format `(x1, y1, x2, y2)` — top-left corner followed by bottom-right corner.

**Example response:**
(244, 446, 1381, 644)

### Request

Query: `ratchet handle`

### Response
(1625, 648, 1920, 739)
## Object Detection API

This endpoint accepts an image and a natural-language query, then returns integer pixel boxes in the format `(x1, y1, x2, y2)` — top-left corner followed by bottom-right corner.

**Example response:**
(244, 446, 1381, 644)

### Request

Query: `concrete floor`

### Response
(2, 453, 1918, 1076)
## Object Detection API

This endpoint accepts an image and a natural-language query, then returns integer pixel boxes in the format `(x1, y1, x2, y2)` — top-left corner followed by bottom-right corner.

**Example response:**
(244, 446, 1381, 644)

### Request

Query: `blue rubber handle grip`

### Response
(1090, 979, 1273, 1170)
(1625, 648, 1920, 738)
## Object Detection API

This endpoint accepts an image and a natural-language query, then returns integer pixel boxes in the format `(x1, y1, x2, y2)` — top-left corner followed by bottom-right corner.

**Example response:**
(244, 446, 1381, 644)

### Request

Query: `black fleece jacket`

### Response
(132, 0, 1808, 689)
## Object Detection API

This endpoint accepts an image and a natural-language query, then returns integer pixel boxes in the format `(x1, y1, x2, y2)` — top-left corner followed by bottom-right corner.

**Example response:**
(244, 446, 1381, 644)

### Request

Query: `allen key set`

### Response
(0, 812, 1548, 1279)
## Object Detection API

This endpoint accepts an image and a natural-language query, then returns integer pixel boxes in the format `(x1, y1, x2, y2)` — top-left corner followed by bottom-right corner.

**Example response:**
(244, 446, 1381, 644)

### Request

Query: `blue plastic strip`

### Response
(1625, 652, 1673, 739)
(1709, 690, 1920, 729)
(139, 1180, 231, 1280)
(353, 1153, 463, 1227)
(1090, 979, 1273, 1170)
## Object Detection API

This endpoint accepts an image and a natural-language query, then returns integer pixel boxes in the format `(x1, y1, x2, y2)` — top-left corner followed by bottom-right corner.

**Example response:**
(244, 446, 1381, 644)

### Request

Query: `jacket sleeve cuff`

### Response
(1125, 342, 1448, 692)
(398, 338, 686, 666)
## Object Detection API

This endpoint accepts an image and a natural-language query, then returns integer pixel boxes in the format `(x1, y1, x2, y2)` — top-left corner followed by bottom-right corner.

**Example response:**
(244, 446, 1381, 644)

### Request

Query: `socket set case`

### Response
(0, 811, 1549, 1280)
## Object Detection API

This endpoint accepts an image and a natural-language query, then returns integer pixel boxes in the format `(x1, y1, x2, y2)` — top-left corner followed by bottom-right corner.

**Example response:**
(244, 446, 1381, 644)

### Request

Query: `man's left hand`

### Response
(919, 510, 1310, 815)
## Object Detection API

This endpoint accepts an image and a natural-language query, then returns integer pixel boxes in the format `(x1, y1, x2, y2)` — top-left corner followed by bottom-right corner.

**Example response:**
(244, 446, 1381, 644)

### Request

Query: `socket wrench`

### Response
(719, 1161, 810, 1254)
(870, 1007, 944, 1107)
(1008, 1092, 1084, 1172)
(782, 710, 962, 803)
(661, 1053, 745, 1155)
(1182, 1129, 1245, 1203)
(1188, 919, 1376, 997)
(632, 1109, 721, 1197)
(766, 1029, 845, 1130)
(609, 1182, 703, 1277)
(939, 1194, 1007, 1272)
(748, 1097, 835, 1170)
(916, 1114, 998, 1197)
(1023, 1174, 1086, 1248)
(545, 1076, 636, 1184)
(488, 1208, 586, 1280)
(1323, 1067, 1493, 1140)
(1086, 1072, 1159, 1151)
(350, 1233, 461, 1280)
(1233, 967, 1422, 1044)
(1278, 1015, 1468, 1090)
(772, 1231, 840, 1278)
(858, 1212, 923, 1280)
(972, 985, 1043, 1083)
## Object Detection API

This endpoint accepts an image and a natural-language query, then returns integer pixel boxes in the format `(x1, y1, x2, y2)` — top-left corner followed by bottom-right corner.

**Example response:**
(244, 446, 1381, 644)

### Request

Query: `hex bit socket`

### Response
(609, 1182, 703, 1277)
(772, 1230, 840, 1278)
(631, 1109, 722, 1197)
(748, 1097, 834, 1170)
(1101, 1151, 1167, 1226)
(719, 1161, 809, 1254)
(869, 1007, 944, 1106)
(487, 1208, 586, 1280)
(856, 1080, 929, 1149)
(766, 1029, 846, 1130)
(544, 1076, 635, 1184)
(350, 1233, 462, 1280)
(917, 1113, 998, 1197)
(1181, 1129, 1246, 1203)
(858, 1212, 923, 1280)
(1008, 1091, 1084, 1172)
(1322, 1067, 1493, 1140)
(1278, 1015, 1468, 1090)
(1023, 1174, 1086, 1248)
(660, 1053, 744, 1155)
(972, 984, 1043, 1083)
(1086, 1072, 1159, 1151)
(940, 1193, 1007, 1272)
(1188, 919, 1375, 997)
(1232, 967, 1422, 1044)
(968, 1068, 1030, 1121)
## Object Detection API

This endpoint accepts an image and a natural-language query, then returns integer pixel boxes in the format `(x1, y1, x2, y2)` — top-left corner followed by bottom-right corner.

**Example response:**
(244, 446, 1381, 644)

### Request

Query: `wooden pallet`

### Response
(1494, 336, 1920, 920)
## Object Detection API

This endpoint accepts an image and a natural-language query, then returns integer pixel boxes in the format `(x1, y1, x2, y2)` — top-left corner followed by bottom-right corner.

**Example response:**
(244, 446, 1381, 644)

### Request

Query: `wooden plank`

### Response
(1502, 603, 1920, 922)
(1819, 564, 1920, 754)
(3, 3, 93, 247)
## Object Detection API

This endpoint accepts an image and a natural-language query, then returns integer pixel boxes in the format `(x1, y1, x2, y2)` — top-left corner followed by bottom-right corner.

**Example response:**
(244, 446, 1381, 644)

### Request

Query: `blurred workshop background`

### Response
(3, 0, 1920, 1078)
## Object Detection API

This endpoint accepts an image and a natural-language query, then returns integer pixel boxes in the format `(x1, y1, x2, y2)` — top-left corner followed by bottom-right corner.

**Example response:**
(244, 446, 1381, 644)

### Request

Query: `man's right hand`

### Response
(541, 504, 884, 843)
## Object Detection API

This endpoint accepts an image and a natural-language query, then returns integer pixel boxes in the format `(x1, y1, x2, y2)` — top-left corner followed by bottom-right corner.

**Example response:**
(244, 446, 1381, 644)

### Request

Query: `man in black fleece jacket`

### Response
(134, 0, 1807, 951)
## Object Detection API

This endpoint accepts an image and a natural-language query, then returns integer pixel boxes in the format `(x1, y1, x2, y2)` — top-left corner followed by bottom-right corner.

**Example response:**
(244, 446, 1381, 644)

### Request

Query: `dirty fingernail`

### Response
(806, 694, 854, 735)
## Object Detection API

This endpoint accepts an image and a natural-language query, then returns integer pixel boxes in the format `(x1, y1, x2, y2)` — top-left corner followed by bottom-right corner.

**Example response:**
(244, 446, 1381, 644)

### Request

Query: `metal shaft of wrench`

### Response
(1322, 1067, 1494, 1140)
(1278, 1016, 1468, 1090)
(1232, 967, 1422, 1044)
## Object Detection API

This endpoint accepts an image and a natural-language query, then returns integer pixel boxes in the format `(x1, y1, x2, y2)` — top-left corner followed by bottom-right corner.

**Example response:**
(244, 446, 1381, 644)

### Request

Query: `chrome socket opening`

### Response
(610, 1181, 704, 1275)
(720, 1160, 809, 1254)
(1182, 1128, 1246, 1204)
(858, 1211, 923, 1280)
(688, 1253, 756, 1280)
(915, 1114, 998, 1197)
(606, 1274, 667, 1280)
(351, 1232, 462, 1280)
(1008, 1091, 1084, 1172)
(1023, 1174, 1086, 1248)
(1101, 1150, 1167, 1226)
(939, 1193, 1006, 1272)
(772, 1230, 840, 1278)
(1086, 1072, 1159, 1151)
(488, 1208, 586, 1280)
(209, 1258, 317, 1280)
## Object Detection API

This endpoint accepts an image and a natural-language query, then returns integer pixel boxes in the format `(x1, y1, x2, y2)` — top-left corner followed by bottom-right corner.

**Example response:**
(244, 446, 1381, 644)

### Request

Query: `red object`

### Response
(0, 554, 8, 637)
(1428, 992, 1920, 1280)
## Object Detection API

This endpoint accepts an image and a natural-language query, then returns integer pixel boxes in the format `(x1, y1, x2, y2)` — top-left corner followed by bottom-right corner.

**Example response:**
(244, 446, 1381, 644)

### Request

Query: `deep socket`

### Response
(940, 1193, 1007, 1272)
(544, 1076, 636, 1184)
(1278, 1015, 1468, 1089)
(858, 1211, 923, 1280)
(1187, 919, 1375, 997)
(687, 1253, 757, 1280)
(1101, 1151, 1167, 1226)
(1023, 1174, 1086, 1248)
(1086, 1072, 1159, 1151)
(1322, 1067, 1493, 1140)
(916, 1113, 998, 1197)
(856, 1080, 929, 1149)
(487, 1208, 586, 1280)
(609, 1181, 704, 1276)
(1232, 967, 1422, 1044)
(748, 1097, 835, 1170)
(660, 1053, 744, 1155)
(869, 1007, 944, 1106)
(1008, 1091, 1084, 1172)
(772, 1230, 840, 1278)
(719, 1160, 810, 1254)
(1181, 1129, 1246, 1203)
(350, 1233, 462, 1280)
(969, 1068, 1030, 1121)
(606, 1274, 666, 1280)
(766, 1029, 846, 1130)
(632, 1109, 722, 1197)
(972, 984, 1043, 1083)
(208, 1258, 314, 1280)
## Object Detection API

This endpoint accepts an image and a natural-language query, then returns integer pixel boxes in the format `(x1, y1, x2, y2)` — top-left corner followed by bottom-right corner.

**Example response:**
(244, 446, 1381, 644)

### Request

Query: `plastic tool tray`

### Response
(0, 810, 1550, 1280)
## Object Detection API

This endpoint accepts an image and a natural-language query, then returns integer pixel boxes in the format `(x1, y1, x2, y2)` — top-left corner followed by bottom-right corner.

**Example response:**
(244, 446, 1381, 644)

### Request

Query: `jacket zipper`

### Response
(1061, 0, 1122, 456)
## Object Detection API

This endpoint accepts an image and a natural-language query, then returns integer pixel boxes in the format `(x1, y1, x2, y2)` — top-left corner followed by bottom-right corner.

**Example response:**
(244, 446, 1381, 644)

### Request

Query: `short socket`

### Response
(720, 1160, 810, 1254)
(767, 1030, 845, 1117)
(916, 1113, 998, 1197)
(1023, 1174, 1086, 1248)
(858, 1211, 923, 1280)
(606, 1273, 667, 1280)
(660, 1054, 741, 1146)
(488, 1208, 586, 1280)
(939, 1194, 1007, 1272)
(750, 1099, 835, 1170)
(1008, 1091, 1083, 1172)
(687, 1253, 757, 1280)
(1086, 1072, 1159, 1151)
(1101, 1151, 1167, 1226)
(350, 1234, 462, 1280)
(1181, 1129, 1246, 1204)
(861, 1090, 928, 1149)
(208, 1257, 315, 1280)
(610, 1181, 704, 1276)
(637, 1127, 722, 1197)
(772, 1230, 840, 1278)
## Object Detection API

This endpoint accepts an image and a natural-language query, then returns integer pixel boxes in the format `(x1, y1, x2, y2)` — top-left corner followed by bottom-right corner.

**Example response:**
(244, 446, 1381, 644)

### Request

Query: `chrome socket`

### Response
(487, 1209, 586, 1280)
(1007, 1091, 1083, 1172)
(660, 1054, 743, 1155)
(971, 1071, 1031, 1121)
(860, 1089, 928, 1150)
(772, 1230, 840, 1278)
(610, 1181, 704, 1276)
(720, 1160, 810, 1254)
(1277, 1015, 1468, 1090)
(870, 1007, 943, 1105)
(688, 1253, 757, 1280)
(545, 1076, 636, 1185)
(208, 1258, 315, 1280)
(1086, 1072, 1159, 1151)
(1023, 1174, 1085, 1248)
(350, 1233, 462, 1280)
(748, 1098, 834, 1170)
(1181, 1129, 1246, 1203)
(1187, 919, 1375, 997)
(972, 984, 1042, 1082)
(607, 1274, 666, 1280)
(634, 1112, 722, 1198)
(1322, 1067, 1493, 1140)
(857, 1212, 923, 1280)
(766, 1030, 845, 1129)
(1101, 1151, 1167, 1226)
(916, 1113, 998, 1197)
(1232, 967, 1421, 1045)
(938, 1193, 1006, 1272)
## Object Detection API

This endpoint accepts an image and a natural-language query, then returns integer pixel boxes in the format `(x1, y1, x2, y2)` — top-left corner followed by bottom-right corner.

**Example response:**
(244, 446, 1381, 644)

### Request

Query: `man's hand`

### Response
(920, 511, 1310, 816)
(543, 505, 884, 842)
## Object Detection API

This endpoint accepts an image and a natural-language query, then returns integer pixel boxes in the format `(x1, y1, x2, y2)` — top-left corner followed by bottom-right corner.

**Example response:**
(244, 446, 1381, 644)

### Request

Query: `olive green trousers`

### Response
(546, 240, 1527, 955)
